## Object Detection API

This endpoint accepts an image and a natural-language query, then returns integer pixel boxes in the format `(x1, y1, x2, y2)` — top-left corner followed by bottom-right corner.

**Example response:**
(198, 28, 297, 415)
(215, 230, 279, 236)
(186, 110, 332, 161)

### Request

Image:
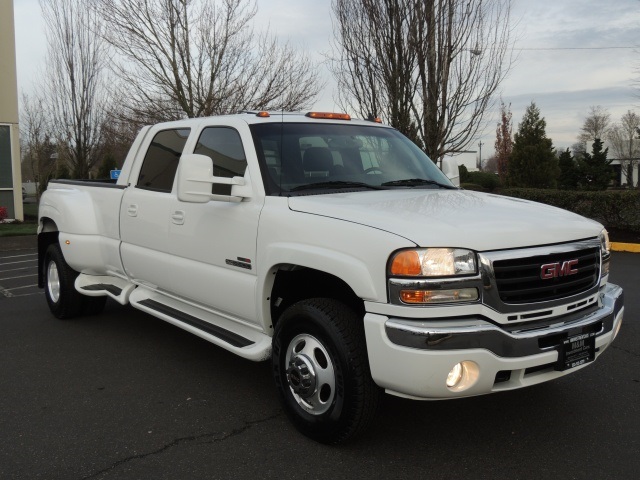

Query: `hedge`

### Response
(461, 171, 501, 191)
(498, 188, 640, 232)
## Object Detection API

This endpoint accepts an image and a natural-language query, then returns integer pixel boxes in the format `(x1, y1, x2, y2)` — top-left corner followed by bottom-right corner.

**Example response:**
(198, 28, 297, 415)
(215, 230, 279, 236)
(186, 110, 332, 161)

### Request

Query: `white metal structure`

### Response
(0, 0, 22, 221)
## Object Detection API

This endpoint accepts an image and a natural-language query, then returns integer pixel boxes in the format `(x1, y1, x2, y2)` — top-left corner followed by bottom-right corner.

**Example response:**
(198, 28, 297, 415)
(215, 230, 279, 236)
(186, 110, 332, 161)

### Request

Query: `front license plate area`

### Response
(555, 332, 596, 371)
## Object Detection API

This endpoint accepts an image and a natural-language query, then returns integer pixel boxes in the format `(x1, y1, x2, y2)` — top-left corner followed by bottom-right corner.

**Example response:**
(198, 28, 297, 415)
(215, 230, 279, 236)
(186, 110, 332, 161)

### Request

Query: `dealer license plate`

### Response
(555, 332, 596, 371)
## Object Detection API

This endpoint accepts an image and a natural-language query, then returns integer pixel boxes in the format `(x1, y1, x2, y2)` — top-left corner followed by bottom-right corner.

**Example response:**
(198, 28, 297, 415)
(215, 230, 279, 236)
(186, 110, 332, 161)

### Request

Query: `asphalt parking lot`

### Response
(0, 238, 638, 480)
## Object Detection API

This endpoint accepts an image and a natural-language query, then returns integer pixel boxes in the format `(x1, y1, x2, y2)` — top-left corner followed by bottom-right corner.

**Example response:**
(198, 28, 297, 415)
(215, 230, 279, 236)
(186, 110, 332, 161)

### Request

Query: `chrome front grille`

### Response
(478, 239, 602, 312)
(492, 247, 600, 304)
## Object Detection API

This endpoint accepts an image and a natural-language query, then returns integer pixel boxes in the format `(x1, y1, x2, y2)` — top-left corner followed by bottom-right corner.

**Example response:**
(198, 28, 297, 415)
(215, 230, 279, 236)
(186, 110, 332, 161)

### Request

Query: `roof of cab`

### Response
(146, 111, 390, 129)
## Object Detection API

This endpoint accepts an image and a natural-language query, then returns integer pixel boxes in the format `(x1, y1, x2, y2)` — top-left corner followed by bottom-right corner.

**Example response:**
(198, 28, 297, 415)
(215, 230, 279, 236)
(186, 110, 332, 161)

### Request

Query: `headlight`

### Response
(389, 248, 477, 277)
(600, 229, 610, 278)
(600, 229, 611, 256)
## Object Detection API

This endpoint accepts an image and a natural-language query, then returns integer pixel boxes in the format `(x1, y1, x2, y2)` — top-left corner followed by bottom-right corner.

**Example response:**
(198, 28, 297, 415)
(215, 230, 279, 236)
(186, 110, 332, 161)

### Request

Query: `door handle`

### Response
(171, 210, 185, 225)
(127, 204, 138, 217)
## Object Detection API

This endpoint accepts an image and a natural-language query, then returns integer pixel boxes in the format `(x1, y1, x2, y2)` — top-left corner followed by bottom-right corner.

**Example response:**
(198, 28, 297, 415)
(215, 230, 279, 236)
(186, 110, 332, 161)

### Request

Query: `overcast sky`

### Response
(12, 0, 640, 164)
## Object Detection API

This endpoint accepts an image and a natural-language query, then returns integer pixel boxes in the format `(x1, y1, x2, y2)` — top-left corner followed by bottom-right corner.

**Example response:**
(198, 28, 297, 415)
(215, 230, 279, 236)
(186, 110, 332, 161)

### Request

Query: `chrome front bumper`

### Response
(385, 283, 623, 357)
(363, 283, 624, 400)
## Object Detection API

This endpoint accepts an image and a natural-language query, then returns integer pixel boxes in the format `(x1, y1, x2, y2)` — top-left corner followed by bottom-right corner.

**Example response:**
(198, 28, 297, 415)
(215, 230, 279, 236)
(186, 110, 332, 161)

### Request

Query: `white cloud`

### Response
(13, 0, 46, 96)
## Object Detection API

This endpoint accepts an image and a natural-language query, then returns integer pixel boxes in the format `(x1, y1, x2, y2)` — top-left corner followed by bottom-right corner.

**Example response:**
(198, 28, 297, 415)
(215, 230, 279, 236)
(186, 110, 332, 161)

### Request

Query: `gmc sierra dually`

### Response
(38, 111, 624, 443)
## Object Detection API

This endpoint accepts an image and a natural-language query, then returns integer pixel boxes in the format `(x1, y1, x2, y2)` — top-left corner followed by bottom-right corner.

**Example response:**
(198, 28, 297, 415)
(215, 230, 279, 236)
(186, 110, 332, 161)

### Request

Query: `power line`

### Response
(518, 46, 636, 51)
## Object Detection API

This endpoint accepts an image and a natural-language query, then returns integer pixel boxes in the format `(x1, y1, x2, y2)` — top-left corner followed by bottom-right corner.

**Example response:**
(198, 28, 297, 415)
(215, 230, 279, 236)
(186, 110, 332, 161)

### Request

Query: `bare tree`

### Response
(482, 155, 498, 173)
(94, 0, 322, 124)
(40, 0, 110, 179)
(331, 0, 514, 161)
(332, 1, 421, 144)
(20, 93, 57, 194)
(99, 111, 140, 167)
(608, 110, 640, 187)
(578, 105, 611, 146)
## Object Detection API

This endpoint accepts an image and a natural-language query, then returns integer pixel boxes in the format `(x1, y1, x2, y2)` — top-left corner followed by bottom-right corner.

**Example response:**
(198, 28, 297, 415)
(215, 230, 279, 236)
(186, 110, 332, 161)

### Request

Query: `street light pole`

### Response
(477, 141, 484, 170)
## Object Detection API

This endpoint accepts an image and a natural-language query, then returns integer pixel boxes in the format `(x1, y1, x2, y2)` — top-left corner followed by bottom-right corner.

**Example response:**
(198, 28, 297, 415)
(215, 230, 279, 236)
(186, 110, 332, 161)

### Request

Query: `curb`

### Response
(611, 242, 640, 253)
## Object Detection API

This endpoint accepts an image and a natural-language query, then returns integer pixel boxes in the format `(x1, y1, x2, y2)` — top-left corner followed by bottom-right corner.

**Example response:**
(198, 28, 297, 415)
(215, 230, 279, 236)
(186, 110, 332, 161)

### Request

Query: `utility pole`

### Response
(477, 141, 484, 170)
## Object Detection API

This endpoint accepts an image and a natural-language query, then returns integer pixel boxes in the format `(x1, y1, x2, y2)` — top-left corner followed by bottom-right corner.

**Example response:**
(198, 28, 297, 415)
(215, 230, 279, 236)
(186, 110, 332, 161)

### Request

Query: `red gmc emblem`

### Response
(540, 259, 579, 279)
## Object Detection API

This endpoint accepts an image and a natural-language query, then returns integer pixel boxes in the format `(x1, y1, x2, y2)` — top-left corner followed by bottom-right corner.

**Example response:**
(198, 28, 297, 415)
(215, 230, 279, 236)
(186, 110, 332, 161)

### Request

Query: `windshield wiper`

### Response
(380, 178, 457, 189)
(289, 181, 385, 192)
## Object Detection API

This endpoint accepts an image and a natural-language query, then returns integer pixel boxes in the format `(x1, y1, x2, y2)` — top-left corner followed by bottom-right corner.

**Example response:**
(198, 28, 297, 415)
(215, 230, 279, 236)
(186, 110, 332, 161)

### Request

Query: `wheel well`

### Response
(270, 267, 365, 328)
(37, 218, 59, 288)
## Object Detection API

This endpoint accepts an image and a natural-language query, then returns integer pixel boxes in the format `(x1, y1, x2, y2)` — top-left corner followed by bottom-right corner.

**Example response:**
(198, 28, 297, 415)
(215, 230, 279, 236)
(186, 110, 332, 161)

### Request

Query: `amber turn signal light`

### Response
(390, 250, 421, 276)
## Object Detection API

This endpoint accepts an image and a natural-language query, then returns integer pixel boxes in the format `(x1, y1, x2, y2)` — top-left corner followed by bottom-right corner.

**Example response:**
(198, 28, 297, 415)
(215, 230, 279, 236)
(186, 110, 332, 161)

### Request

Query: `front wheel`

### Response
(272, 298, 381, 444)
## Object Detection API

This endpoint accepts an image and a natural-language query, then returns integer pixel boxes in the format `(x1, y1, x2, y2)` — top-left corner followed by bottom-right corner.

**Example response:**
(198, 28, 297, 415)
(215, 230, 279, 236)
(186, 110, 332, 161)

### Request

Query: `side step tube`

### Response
(129, 287, 272, 361)
(75, 274, 136, 305)
(138, 298, 253, 348)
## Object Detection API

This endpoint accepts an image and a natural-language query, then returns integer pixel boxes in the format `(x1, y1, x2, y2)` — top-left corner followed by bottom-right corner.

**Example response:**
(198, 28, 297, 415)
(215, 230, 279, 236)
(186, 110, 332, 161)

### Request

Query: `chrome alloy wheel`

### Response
(285, 334, 336, 415)
(47, 260, 61, 303)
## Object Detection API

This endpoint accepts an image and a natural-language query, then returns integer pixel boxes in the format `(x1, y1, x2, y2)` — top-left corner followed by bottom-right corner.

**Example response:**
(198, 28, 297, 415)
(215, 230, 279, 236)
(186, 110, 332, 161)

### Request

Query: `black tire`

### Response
(43, 243, 84, 319)
(272, 298, 381, 444)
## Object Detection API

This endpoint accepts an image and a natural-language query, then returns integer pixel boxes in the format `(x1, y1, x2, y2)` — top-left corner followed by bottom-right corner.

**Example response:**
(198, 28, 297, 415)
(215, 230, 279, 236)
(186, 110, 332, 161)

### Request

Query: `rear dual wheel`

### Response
(44, 243, 106, 319)
(272, 298, 380, 444)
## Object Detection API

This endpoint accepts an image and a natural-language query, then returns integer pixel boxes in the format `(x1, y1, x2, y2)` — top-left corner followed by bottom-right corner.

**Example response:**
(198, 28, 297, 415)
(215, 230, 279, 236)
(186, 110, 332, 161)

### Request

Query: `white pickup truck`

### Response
(38, 112, 624, 444)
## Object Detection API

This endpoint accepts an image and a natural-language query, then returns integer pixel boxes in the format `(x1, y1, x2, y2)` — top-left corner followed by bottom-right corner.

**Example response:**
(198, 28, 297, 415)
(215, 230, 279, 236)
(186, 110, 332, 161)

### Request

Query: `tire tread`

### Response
(273, 297, 381, 444)
(44, 243, 85, 319)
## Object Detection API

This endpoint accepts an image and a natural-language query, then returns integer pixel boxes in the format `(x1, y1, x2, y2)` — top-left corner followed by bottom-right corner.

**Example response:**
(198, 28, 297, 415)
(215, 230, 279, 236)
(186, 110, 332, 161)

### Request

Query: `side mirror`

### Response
(177, 154, 249, 203)
(441, 157, 460, 187)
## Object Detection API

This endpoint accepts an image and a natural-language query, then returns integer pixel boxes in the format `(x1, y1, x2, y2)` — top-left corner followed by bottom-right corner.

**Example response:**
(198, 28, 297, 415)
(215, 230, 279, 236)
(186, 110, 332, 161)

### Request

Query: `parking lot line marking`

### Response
(0, 253, 37, 259)
(7, 284, 38, 291)
(0, 274, 38, 281)
(0, 266, 37, 273)
(11, 292, 43, 298)
(0, 286, 14, 297)
(0, 260, 38, 266)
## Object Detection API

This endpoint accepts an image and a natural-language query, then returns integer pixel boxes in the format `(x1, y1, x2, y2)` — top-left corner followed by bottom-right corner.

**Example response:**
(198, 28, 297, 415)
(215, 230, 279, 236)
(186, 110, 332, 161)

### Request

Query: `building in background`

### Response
(0, 0, 22, 221)
(608, 159, 638, 188)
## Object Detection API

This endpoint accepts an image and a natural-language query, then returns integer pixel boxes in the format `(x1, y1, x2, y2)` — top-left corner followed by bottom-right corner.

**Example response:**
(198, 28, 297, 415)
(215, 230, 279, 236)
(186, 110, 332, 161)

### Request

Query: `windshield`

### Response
(250, 123, 455, 195)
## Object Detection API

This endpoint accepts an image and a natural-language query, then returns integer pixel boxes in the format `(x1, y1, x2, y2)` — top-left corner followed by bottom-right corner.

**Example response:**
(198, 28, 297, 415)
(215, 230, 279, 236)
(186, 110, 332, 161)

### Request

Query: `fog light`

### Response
(445, 361, 479, 392)
(446, 363, 463, 387)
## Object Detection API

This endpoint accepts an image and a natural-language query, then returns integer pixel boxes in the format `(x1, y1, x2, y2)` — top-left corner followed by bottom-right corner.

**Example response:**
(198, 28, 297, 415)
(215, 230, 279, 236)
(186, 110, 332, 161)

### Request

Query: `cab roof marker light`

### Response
(256, 111, 270, 118)
(305, 112, 351, 121)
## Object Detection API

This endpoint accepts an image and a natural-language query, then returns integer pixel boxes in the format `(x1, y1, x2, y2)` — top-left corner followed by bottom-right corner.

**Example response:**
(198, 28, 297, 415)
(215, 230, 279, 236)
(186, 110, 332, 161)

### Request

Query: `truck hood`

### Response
(288, 190, 603, 251)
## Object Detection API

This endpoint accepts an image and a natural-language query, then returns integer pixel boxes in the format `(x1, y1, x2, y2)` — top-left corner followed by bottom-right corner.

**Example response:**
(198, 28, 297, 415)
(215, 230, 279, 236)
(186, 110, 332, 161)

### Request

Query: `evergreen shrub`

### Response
(462, 171, 501, 191)
(499, 188, 640, 231)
